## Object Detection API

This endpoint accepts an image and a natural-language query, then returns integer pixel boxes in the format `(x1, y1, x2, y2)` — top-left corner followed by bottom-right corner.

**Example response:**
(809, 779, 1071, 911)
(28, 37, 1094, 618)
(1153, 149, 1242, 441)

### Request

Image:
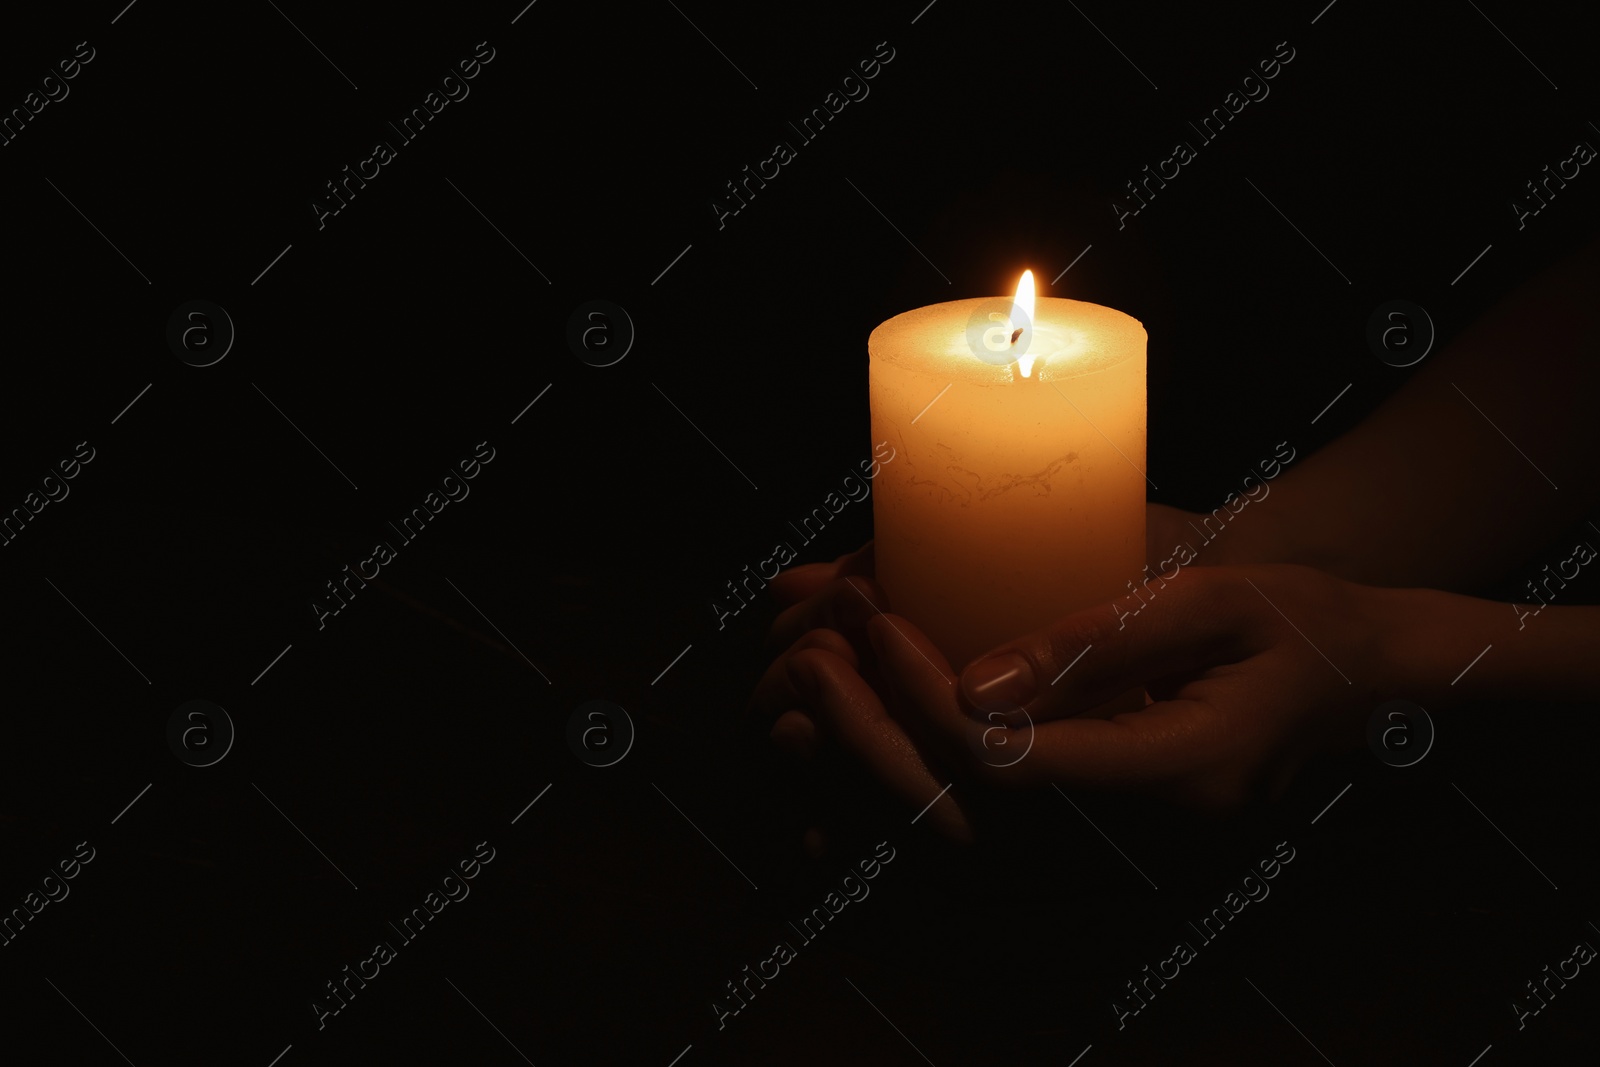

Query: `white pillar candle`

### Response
(868, 272, 1147, 672)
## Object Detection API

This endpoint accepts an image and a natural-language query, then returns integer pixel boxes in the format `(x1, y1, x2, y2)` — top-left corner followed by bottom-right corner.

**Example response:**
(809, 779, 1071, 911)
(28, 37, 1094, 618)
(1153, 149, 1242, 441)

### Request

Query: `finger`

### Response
(768, 541, 875, 608)
(770, 709, 818, 759)
(956, 568, 1259, 726)
(765, 575, 890, 658)
(871, 632, 1235, 794)
(787, 647, 973, 842)
(750, 628, 858, 719)
(863, 608, 1108, 795)
(861, 613, 979, 779)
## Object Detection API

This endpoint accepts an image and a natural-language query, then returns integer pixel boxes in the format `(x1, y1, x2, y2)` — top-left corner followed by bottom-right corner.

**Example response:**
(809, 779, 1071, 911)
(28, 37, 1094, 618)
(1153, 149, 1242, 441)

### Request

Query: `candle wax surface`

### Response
(868, 296, 1147, 674)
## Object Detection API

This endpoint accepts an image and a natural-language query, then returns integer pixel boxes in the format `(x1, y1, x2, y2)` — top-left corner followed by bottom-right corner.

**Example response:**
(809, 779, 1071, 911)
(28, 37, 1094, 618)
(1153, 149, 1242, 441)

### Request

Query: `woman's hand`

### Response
(748, 541, 888, 762)
(751, 510, 1245, 753)
(785, 562, 1419, 836)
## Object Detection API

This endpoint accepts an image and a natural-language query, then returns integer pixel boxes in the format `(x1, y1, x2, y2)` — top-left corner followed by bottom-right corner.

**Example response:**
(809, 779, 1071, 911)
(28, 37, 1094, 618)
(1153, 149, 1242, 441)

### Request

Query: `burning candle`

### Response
(868, 271, 1147, 672)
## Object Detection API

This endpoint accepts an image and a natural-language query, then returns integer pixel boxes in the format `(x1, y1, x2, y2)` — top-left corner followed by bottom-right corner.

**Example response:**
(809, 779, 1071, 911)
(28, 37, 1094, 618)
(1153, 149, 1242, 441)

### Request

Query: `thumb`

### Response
(956, 568, 1256, 724)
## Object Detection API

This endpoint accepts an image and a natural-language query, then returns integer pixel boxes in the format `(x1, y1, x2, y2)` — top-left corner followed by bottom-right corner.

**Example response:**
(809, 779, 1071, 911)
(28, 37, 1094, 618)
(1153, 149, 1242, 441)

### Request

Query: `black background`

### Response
(2, 0, 1598, 1064)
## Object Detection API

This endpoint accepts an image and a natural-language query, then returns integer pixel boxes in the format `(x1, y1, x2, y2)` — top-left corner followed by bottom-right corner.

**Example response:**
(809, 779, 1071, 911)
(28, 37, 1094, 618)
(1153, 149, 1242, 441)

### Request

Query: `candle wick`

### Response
(1009, 328, 1023, 344)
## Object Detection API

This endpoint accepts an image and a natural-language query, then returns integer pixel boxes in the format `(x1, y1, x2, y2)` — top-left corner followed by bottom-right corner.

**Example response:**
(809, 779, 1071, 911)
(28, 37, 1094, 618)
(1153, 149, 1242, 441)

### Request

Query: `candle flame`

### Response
(1012, 270, 1037, 378)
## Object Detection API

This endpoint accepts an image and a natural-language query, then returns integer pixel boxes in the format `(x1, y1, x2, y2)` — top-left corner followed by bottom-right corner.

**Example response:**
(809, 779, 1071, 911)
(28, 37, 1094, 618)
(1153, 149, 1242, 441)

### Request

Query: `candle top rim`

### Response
(869, 296, 1146, 385)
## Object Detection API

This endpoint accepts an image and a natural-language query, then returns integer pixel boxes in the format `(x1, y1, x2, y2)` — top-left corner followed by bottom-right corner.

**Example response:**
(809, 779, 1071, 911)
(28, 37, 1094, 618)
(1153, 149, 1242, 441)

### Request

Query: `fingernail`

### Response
(961, 653, 1036, 715)
(770, 710, 817, 760)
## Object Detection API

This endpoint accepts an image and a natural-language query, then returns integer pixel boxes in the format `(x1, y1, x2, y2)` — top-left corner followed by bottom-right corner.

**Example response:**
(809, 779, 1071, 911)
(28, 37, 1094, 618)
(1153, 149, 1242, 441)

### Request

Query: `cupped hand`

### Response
(785, 562, 1406, 837)
(752, 508, 1230, 752)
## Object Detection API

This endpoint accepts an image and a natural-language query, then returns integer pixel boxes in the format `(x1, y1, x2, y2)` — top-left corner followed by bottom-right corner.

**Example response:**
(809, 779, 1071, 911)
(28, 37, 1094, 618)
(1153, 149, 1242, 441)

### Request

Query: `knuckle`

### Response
(796, 627, 848, 653)
(787, 645, 838, 677)
(1045, 604, 1117, 662)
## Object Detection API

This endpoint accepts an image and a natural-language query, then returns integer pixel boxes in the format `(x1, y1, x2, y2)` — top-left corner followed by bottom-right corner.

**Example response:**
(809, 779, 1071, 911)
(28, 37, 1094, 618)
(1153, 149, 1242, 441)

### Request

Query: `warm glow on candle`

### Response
(867, 278, 1147, 669)
(1012, 270, 1037, 378)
